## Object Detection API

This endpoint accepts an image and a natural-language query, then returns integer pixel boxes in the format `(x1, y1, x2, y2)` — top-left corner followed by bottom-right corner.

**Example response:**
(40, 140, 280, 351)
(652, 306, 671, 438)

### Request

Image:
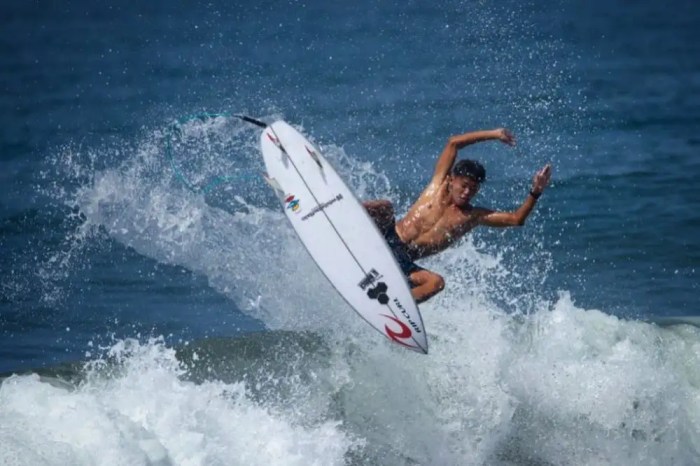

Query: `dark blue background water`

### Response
(1, 0, 698, 382)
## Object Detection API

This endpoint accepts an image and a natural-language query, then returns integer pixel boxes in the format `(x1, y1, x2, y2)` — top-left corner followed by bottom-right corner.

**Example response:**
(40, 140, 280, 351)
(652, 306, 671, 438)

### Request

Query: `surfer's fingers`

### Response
(500, 128, 516, 146)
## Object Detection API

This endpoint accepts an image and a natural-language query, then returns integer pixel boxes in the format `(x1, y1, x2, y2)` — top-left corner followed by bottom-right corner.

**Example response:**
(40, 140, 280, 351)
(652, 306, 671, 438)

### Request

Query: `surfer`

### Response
(364, 128, 551, 303)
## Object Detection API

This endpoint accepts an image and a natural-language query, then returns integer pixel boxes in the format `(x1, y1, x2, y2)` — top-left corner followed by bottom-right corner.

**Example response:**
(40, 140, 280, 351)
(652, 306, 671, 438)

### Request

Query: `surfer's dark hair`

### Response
(452, 159, 486, 183)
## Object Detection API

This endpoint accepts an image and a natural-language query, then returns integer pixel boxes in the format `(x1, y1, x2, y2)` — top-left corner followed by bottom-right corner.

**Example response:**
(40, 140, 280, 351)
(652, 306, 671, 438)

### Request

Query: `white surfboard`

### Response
(258, 120, 428, 353)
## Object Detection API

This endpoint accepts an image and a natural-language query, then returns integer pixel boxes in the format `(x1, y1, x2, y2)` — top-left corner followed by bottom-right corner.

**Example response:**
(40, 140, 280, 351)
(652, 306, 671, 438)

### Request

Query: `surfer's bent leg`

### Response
(408, 269, 445, 304)
(362, 199, 395, 233)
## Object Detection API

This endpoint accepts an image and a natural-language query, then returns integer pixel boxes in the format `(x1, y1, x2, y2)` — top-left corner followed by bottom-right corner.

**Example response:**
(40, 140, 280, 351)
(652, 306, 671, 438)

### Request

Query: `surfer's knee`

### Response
(363, 199, 395, 227)
(363, 199, 393, 213)
(415, 270, 444, 288)
(411, 270, 444, 288)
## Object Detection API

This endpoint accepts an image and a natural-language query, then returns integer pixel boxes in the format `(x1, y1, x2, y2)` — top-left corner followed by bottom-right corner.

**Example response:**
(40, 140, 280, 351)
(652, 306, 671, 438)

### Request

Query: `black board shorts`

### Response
(383, 226, 423, 283)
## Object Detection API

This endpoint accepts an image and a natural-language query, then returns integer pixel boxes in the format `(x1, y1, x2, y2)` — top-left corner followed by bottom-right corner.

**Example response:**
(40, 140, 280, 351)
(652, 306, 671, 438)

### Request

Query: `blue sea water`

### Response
(1, 0, 699, 464)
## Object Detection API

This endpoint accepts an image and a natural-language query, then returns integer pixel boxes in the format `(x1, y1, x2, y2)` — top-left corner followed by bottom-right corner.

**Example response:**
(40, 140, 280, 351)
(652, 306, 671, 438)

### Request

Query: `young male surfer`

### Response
(364, 128, 551, 303)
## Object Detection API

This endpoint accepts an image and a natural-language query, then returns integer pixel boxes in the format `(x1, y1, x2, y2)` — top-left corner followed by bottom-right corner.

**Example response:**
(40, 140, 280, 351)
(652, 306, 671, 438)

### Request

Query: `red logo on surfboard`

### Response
(285, 194, 301, 213)
(382, 314, 418, 349)
(305, 145, 322, 168)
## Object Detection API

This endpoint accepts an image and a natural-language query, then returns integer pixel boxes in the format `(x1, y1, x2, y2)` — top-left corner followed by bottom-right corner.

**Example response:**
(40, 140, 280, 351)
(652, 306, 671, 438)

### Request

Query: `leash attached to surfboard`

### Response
(234, 114, 268, 129)
(236, 115, 323, 169)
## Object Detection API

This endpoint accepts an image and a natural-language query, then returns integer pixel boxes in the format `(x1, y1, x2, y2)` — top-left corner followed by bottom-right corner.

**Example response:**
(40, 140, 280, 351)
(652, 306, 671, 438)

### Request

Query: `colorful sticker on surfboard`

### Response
(285, 194, 301, 213)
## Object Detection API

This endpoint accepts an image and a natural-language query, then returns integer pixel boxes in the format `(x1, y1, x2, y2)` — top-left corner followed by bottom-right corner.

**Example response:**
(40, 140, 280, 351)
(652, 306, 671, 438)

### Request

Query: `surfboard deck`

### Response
(259, 120, 428, 353)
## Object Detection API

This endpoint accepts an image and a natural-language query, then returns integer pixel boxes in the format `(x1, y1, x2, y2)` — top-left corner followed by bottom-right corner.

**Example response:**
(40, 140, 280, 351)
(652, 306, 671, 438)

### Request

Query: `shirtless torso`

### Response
(396, 178, 482, 260)
(365, 127, 552, 304)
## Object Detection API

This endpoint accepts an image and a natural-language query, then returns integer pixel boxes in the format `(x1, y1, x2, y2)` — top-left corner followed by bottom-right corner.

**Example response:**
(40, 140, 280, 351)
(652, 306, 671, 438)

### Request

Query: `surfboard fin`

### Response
(262, 173, 286, 200)
(266, 132, 282, 148)
(266, 132, 291, 168)
(305, 145, 323, 169)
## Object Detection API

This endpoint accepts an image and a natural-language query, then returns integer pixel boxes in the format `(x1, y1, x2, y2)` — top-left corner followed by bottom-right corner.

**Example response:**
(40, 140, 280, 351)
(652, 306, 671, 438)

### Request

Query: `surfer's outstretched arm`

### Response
(477, 164, 552, 227)
(431, 128, 515, 184)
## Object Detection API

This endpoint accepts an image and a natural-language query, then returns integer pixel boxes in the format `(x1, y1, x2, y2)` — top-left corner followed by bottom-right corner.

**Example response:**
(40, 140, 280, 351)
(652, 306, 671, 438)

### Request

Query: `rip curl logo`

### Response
(393, 298, 422, 334)
(368, 284, 419, 349)
(381, 314, 416, 348)
(285, 194, 301, 213)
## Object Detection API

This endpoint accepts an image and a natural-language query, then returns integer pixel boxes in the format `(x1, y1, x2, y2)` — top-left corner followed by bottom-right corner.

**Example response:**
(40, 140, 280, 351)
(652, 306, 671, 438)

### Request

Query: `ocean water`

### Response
(1, 0, 699, 464)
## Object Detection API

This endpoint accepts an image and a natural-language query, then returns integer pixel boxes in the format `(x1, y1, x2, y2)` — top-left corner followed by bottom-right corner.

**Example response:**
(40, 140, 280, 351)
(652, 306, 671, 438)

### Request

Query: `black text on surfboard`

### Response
(393, 298, 422, 334)
(358, 268, 383, 290)
(300, 194, 343, 221)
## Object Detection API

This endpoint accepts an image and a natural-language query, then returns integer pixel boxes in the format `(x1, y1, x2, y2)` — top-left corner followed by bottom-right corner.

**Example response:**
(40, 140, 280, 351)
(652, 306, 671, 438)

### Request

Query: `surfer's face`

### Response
(449, 175, 480, 206)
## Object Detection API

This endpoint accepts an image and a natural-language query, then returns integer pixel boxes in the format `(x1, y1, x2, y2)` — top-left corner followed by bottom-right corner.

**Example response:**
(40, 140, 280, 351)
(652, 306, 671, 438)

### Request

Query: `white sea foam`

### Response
(14, 116, 699, 465)
(0, 339, 358, 466)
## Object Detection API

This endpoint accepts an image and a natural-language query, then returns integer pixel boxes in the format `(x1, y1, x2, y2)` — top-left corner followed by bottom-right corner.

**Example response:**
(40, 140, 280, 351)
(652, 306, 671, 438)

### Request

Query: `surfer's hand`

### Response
(496, 128, 516, 146)
(531, 164, 551, 194)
